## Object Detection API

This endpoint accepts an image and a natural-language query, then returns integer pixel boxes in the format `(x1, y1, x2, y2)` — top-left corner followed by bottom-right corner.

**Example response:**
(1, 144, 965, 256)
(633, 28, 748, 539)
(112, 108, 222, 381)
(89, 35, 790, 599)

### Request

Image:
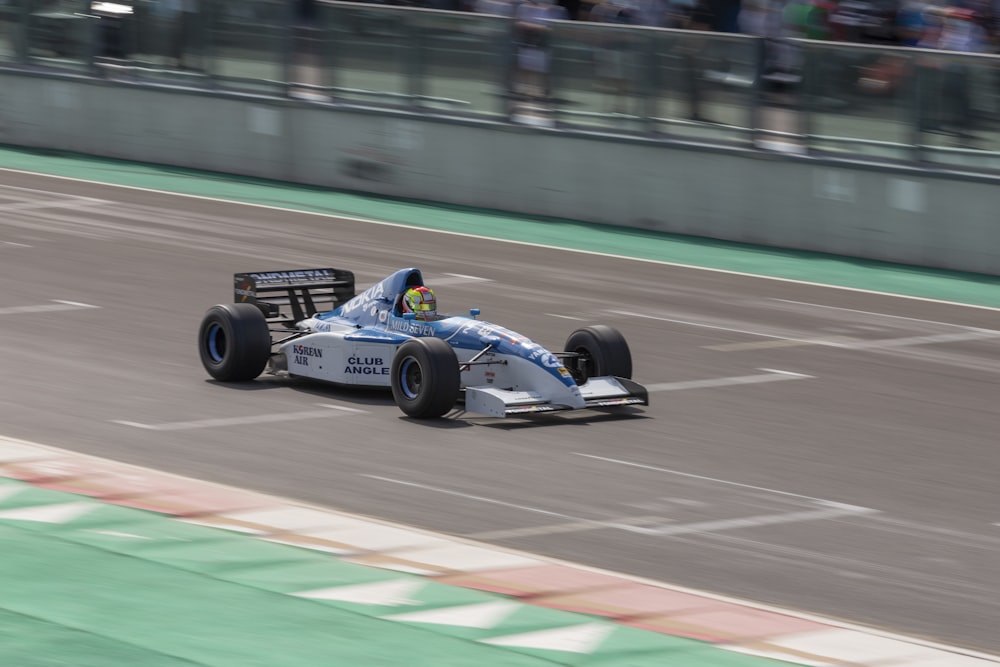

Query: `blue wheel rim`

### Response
(399, 357, 420, 399)
(206, 323, 224, 363)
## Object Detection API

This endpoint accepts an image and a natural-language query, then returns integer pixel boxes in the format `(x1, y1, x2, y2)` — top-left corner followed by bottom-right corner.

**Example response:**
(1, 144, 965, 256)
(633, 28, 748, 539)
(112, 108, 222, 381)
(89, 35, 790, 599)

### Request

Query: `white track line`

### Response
(111, 404, 365, 431)
(622, 502, 878, 537)
(611, 309, 795, 339)
(0, 199, 107, 214)
(361, 474, 656, 534)
(832, 330, 1000, 350)
(644, 369, 812, 393)
(574, 453, 863, 505)
(615, 308, 1000, 351)
(0, 300, 100, 315)
(432, 273, 494, 286)
(771, 299, 1000, 331)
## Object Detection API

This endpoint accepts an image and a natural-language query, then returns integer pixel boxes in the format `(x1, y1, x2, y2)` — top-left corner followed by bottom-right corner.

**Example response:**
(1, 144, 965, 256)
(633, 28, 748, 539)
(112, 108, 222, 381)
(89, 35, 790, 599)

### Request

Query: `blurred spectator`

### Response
(895, 0, 930, 46)
(829, 0, 896, 42)
(290, 0, 324, 98)
(937, 6, 989, 52)
(474, 0, 517, 15)
(784, 0, 834, 40)
(767, 0, 833, 88)
(295, 0, 318, 25)
(740, 0, 801, 87)
(560, 0, 585, 20)
(154, 0, 200, 69)
(661, 0, 699, 28)
(937, 7, 988, 136)
(88, 0, 136, 59)
(738, 0, 779, 36)
(513, 0, 568, 101)
(624, 0, 675, 26)
(471, 0, 518, 115)
(686, 0, 714, 31)
(918, 5, 988, 141)
(707, 0, 742, 31)
(677, 0, 714, 120)
(589, 0, 641, 111)
(992, 0, 1000, 43)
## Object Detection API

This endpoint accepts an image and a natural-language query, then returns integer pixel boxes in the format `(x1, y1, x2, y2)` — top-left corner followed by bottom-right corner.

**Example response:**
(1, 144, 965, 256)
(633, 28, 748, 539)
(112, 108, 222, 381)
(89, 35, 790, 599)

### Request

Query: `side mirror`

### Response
(402, 312, 417, 320)
(470, 308, 481, 319)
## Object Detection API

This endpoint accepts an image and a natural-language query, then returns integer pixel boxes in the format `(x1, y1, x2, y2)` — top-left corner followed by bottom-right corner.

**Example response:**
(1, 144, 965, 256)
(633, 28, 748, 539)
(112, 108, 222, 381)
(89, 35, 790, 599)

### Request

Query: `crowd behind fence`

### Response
(2, 0, 1000, 174)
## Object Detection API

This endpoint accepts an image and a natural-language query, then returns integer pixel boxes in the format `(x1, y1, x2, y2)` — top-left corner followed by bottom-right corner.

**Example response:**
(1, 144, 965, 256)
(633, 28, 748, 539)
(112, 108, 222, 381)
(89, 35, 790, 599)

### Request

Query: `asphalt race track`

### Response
(1, 168, 998, 653)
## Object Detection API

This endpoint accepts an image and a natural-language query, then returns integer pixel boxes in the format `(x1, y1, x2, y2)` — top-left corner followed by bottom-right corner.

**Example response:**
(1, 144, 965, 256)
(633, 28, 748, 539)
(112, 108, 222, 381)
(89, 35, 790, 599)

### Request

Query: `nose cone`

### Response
(542, 367, 585, 408)
(561, 383, 586, 409)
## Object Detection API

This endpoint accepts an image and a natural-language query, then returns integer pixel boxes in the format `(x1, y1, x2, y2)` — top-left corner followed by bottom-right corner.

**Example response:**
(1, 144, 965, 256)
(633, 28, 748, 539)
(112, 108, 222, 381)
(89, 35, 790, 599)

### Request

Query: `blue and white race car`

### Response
(198, 267, 647, 419)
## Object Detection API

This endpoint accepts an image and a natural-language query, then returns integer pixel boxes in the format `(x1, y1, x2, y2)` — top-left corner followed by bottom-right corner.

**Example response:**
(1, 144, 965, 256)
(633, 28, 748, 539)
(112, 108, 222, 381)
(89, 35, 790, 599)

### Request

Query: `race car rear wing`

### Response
(234, 268, 355, 324)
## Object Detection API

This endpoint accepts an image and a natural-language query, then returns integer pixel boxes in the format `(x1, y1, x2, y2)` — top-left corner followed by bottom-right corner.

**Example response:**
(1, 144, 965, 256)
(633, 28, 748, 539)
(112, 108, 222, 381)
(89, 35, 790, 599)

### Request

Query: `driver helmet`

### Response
(402, 286, 437, 320)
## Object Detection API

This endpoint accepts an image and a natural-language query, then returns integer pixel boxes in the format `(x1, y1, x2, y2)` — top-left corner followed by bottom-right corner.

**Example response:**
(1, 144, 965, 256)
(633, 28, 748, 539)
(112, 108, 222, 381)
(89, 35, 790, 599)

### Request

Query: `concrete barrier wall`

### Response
(2, 71, 997, 275)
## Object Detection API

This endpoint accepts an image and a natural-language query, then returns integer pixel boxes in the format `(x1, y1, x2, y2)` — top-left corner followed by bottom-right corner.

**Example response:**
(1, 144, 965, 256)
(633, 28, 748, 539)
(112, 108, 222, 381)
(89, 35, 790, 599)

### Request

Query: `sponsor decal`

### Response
(339, 281, 385, 316)
(389, 318, 435, 337)
(247, 269, 336, 285)
(523, 343, 561, 368)
(508, 404, 557, 414)
(292, 344, 323, 366)
(344, 356, 389, 375)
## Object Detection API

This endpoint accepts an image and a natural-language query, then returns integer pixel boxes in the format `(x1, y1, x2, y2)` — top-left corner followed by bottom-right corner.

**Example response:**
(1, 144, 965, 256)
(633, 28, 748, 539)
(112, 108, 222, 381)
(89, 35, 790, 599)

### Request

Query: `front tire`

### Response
(390, 338, 460, 419)
(198, 303, 271, 381)
(564, 325, 632, 385)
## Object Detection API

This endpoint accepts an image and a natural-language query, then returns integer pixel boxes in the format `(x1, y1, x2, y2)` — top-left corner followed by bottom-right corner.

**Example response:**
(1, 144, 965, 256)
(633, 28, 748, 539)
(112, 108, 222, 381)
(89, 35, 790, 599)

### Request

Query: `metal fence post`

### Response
(639, 31, 656, 135)
(406, 15, 423, 110)
(909, 56, 924, 164)
(749, 36, 765, 148)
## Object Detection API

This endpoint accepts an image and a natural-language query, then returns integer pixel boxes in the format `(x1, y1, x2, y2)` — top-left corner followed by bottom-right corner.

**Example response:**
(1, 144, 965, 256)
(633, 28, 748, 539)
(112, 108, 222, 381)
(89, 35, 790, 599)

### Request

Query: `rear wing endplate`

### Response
(234, 268, 355, 323)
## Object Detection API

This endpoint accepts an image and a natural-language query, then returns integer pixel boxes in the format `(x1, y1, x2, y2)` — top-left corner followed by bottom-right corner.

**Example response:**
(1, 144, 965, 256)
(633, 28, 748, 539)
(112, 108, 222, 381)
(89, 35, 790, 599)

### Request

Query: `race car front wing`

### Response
(464, 377, 648, 418)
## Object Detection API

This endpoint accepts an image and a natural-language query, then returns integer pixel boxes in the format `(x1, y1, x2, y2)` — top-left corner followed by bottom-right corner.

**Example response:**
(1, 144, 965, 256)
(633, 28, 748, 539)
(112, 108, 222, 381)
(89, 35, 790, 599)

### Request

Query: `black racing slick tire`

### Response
(564, 325, 633, 385)
(390, 338, 461, 419)
(198, 303, 271, 382)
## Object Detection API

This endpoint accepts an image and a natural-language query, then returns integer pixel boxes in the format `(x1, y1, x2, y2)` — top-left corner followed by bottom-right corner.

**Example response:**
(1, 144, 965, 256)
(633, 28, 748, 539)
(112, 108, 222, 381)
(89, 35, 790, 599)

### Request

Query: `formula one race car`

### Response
(197, 267, 647, 419)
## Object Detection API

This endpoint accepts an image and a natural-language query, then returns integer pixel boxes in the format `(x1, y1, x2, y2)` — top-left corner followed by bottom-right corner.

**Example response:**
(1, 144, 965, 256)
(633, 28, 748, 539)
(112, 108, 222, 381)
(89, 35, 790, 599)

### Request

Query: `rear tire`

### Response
(198, 303, 271, 381)
(390, 338, 460, 418)
(564, 325, 632, 385)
